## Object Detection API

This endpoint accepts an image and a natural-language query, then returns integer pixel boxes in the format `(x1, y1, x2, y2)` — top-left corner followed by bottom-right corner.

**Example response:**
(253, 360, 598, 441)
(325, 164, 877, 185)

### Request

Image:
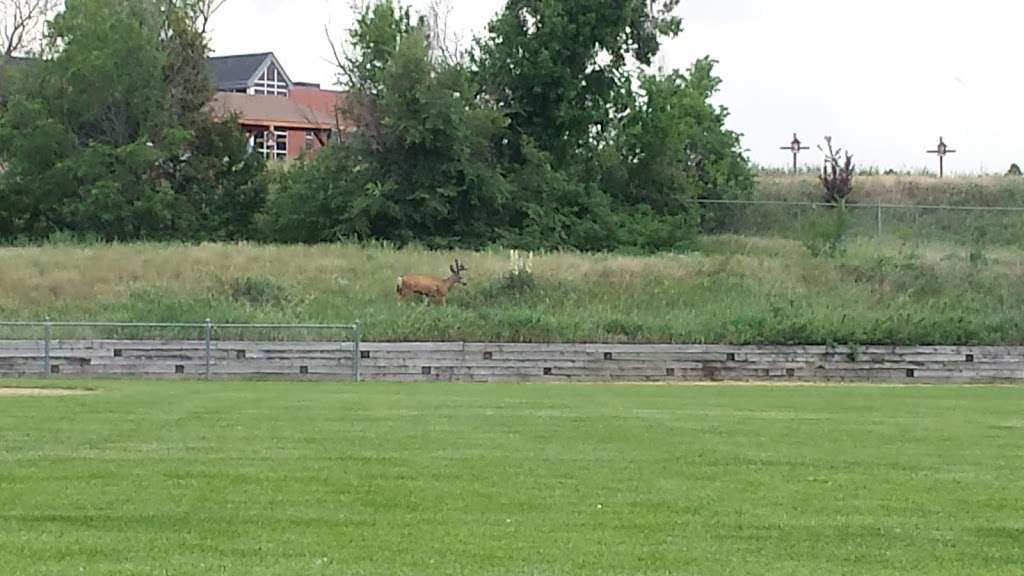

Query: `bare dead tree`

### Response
(424, 0, 464, 65)
(1, 0, 59, 58)
(818, 136, 855, 205)
(324, 1, 386, 142)
(192, 0, 227, 34)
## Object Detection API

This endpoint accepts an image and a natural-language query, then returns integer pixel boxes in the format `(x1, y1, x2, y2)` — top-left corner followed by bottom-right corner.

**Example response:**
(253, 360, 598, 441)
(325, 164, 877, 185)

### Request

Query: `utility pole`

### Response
(927, 137, 957, 178)
(780, 133, 809, 174)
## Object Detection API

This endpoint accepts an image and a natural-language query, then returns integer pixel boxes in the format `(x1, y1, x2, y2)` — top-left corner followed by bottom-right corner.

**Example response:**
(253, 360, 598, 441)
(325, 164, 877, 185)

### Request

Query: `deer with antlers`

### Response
(397, 259, 468, 305)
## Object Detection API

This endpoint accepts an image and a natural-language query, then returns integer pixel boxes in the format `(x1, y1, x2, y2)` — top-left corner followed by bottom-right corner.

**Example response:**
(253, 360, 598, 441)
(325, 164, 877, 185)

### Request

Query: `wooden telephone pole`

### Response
(780, 133, 810, 173)
(927, 137, 957, 178)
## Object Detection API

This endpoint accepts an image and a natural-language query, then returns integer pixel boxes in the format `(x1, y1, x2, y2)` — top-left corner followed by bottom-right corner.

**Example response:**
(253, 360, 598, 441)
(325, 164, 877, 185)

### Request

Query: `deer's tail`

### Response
(396, 276, 403, 294)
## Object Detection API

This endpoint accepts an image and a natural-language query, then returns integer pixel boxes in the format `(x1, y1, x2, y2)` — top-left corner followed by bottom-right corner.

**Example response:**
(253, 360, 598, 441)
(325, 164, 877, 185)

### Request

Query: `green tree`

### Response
(267, 1, 509, 248)
(0, 0, 265, 241)
(474, 0, 681, 163)
(269, 0, 752, 253)
(616, 58, 752, 224)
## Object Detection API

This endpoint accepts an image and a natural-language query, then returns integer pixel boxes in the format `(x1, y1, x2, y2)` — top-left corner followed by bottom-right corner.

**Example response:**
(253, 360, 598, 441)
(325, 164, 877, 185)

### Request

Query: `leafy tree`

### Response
(271, 0, 752, 253)
(46, 0, 167, 147)
(0, 96, 76, 236)
(615, 58, 752, 234)
(0, 0, 265, 241)
(474, 0, 681, 163)
(269, 1, 509, 248)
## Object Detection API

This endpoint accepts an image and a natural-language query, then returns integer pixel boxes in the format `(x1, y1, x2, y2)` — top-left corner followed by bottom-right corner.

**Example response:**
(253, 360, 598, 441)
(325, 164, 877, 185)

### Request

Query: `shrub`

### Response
(229, 276, 289, 308)
(819, 136, 855, 204)
(502, 249, 536, 293)
(802, 204, 852, 258)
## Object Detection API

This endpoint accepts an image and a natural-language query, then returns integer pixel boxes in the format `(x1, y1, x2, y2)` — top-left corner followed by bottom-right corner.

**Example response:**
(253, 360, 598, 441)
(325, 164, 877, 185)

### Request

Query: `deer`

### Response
(397, 259, 468, 305)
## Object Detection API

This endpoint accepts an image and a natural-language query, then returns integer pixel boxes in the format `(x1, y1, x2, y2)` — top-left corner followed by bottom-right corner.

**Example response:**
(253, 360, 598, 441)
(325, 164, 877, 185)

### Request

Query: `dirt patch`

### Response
(0, 387, 95, 397)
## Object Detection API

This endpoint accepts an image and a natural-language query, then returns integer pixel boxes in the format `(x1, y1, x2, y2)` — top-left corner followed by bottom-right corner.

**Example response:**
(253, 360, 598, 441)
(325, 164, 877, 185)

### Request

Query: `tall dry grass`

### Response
(1, 238, 1024, 344)
(755, 174, 1024, 206)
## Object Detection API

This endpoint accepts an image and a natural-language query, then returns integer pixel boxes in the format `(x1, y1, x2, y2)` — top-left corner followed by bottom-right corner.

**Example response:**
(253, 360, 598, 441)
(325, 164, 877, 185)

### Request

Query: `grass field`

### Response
(1, 379, 1023, 574)
(2, 236, 1024, 345)
(0, 175, 1022, 345)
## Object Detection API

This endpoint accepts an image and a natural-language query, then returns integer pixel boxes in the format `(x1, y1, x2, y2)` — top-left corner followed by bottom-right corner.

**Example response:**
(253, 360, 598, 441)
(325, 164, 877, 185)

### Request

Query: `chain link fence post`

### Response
(204, 318, 212, 380)
(352, 321, 362, 383)
(43, 316, 51, 378)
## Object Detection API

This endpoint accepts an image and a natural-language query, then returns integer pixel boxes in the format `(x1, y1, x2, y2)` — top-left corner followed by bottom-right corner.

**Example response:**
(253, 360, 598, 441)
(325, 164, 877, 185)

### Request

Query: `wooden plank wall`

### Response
(0, 340, 1021, 383)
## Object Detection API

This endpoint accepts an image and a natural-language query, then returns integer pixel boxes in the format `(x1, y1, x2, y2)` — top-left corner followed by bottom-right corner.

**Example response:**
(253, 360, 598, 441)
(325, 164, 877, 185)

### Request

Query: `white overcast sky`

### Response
(209, 0, 1023, 174)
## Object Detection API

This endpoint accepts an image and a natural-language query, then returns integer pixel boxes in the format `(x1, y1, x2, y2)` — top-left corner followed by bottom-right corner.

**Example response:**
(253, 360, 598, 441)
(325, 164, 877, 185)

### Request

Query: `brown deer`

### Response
(397, 259, 468, 305)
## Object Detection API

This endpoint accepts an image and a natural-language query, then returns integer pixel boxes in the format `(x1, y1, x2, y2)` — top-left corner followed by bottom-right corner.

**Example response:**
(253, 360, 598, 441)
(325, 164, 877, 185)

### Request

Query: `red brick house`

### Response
(206, 52, 351, 160)
(5, 52, 348, 161)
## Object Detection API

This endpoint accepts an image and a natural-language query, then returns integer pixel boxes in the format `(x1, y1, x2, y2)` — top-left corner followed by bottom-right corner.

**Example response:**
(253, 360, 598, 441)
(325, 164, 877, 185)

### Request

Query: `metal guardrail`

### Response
(0, 319, 363, 382)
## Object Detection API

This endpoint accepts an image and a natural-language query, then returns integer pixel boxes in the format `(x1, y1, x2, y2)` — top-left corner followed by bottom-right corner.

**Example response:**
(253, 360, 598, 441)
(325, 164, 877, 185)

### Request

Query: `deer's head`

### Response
(449, 259, 468, 285)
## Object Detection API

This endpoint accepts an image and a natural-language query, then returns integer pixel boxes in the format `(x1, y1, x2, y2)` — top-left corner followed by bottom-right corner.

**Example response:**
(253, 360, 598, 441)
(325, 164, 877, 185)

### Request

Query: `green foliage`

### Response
(802, 206, 853, 258)
(4, 0, 751, 251)
(260, 146, 360, 243)
(501, 249, 536, 294)
(0, 0, 265, 241)
(5, 239, 1024, 346)
(229, 276, 289, 308)
(474, 0, 681, 163)
(267, 5, 511, 248)
(613, 59, 752, 237)
(266, 0, 751, 253)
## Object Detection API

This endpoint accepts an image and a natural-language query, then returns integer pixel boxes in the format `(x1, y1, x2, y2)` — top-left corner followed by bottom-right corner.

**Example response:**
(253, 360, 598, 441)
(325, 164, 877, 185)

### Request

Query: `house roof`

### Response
(288, 85, 355, 131)
(6, 53, 294, 93)
(209, 92, 336, 130)
(207, 52, 293, 91)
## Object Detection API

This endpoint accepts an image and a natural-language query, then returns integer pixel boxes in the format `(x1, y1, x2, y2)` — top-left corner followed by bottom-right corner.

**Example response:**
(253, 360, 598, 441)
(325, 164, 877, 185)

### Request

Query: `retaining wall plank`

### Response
(4, 339, 1024, 383)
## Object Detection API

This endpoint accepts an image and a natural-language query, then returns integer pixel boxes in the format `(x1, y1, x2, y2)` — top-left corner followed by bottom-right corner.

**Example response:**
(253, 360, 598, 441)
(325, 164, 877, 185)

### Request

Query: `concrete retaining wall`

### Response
(0, 340, 1022, 383)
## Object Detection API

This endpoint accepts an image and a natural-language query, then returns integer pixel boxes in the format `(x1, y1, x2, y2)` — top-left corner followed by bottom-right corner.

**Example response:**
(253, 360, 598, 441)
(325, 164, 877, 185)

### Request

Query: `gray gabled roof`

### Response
(206, 52, 292, 91)
(4, 53, 296, 93)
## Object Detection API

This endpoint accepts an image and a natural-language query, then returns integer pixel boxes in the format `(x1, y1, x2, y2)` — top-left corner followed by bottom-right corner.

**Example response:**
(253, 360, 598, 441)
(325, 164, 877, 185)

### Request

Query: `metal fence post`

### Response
(43, 316, 51, 378)
(204, 318, 212, 380)
(876, 203, 883, 240)
(352, 321, 362, 383)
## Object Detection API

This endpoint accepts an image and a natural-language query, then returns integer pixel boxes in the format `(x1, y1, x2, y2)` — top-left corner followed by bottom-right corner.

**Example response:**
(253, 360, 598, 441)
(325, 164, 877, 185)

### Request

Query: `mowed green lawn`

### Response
(1, 381, 1023, 575)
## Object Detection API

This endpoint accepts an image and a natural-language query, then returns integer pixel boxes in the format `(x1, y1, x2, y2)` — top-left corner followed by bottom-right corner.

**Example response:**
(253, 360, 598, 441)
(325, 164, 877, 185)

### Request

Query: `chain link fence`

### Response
(696, 199, 1024, 246)
(0, 320, 363, 381)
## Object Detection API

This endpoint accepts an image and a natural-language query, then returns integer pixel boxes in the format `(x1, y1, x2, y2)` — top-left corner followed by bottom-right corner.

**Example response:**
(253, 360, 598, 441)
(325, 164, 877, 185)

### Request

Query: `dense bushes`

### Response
(260, 1, 751, 252)
(1, 0, 752, 251)
(0, 0, 266, 242)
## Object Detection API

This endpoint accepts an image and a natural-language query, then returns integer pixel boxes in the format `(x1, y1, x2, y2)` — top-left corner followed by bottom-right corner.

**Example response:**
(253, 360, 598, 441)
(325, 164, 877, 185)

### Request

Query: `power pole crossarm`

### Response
(927, 137, 957, 178)
(780, 133, 810, 174)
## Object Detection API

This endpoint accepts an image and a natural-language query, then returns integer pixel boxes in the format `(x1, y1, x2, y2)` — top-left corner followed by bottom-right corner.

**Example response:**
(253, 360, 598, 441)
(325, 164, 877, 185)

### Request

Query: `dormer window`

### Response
(252, 62, 288, 96)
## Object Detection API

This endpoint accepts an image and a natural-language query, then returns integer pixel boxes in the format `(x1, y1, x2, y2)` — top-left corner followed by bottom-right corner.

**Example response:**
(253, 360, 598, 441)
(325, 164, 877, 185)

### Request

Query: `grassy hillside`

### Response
(1, 238, 1024, 344)
(726, 174, 1024, 247)
(754, 173, 1024, 206)
(3, 380, 1023, 575)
